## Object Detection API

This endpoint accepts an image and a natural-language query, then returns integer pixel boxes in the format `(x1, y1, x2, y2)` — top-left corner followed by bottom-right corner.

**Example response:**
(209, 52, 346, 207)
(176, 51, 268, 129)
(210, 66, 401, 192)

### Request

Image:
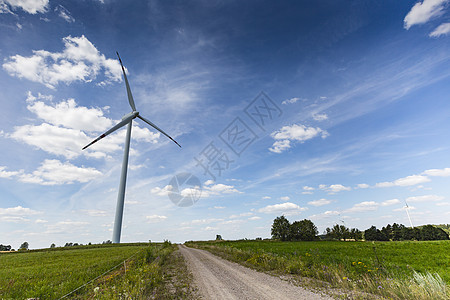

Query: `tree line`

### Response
(363, 224, 449, 241)
(271, 216, 318, 241)
(271, 216, 450, 241)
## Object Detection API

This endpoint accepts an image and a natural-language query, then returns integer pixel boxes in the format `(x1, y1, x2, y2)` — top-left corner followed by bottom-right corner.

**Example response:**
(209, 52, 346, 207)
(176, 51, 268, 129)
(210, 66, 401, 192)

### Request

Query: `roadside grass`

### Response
(81, 242, 198, 299)
(0, 241, 196, 299)
(186, 240, 450, 299)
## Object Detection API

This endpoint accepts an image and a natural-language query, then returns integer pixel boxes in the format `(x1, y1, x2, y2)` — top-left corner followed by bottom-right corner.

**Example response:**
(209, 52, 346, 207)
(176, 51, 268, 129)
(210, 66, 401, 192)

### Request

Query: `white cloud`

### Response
(422, 167, 450, 177)
(188, 218, 223, 225)
(18, 159, 102, 185)
(55, 5, 74, 22)
(430, 23, 450, 37)
(229, 212, 253, 219)
(146, 215, 167, 223)
(0, 206, 41, 223)
(345, 201, 379, 213)
(357, 183, 370, 189)
(436, 202, 450, 206)
(404, 0, 448, 29)
(312, 113, 328, 121)
(151, 182, 239, 201)
(282, 97, 301, 105)
(308, 198, 332, 207)
(269, 140, 291, 154)
(204, 179, 214, 186)
(269, 124, 328, 153)
(151, 185, 173, 196)
(258, 202, 307, 216)
(8, 93, 160, 159)
(0, 2, 12, 13)
(83, 209, 107, 217)
(204, 183, 241, 195)
(203, 226, 217, 231)
(280, 196, 290, 201)
(35, 219, 48, 223)
(381, 199, 401, 206)
(2, 160, 101, 185)
(248, 216, 261, 220)
(319, 184, 351, 194)
(221, 219, 245, 225)
(406, 194, 444, 202)
(129, 164, 145, 171)
(26, 92, 113, 132)
(302, 186, 315, 195)
(309, 210, 340, 220)
(262, 196, 271, 200)
(10, 123, 92, 159)
(0, 0, 49, 14)
(3, 35, 122, 89)
(376, 174, 430, 188)
(0, 206, 41, 216)
(0, 166, 20, 178)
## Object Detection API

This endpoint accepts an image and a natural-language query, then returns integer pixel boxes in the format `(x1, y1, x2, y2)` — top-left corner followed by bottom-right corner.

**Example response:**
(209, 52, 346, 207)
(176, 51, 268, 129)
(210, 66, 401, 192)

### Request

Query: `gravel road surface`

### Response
(179, 245, 332, 300)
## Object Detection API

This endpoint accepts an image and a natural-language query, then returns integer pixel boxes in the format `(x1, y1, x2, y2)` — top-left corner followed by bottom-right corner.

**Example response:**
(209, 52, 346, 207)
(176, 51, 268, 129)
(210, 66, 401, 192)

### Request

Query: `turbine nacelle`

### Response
(122, 111, 139, 121)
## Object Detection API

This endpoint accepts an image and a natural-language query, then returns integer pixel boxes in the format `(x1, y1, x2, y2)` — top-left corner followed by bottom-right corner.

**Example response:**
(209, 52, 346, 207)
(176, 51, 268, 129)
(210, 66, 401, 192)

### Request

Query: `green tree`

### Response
(420, 225, 450, 240)
(19, 242, 29, 250)
(50, 243, 56, 248)
(381, 224, 393, 240)
(289, 219, 318, 241)
(364, 226, 378, 241)
(271, 216, 290, 241)
(0, 244, 11, 251)
(350, 228, 363, 240)
(391, 223, 404, 241)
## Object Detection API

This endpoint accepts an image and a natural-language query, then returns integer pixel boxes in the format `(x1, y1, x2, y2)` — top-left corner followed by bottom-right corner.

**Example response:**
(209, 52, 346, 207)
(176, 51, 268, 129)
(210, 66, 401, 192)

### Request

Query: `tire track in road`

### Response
(179, 245, 332, 300)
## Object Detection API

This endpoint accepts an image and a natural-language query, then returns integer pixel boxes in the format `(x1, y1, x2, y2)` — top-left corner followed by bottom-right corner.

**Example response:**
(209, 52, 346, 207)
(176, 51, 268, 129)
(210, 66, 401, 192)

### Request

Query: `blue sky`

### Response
(1, 0, 449, 249)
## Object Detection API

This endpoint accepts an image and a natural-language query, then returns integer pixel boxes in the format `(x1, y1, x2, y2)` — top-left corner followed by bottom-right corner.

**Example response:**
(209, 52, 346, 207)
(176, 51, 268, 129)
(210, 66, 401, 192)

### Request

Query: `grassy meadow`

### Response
(186, 239, 450, 299)
(0, 242, 193, 299)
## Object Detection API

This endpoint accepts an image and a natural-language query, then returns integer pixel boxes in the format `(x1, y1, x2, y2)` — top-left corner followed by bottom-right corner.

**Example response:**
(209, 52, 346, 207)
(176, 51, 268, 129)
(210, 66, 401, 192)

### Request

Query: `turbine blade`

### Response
(82, 116, 133, 150)
(137, 115, 181, 148)
(116, 52, 137, 112)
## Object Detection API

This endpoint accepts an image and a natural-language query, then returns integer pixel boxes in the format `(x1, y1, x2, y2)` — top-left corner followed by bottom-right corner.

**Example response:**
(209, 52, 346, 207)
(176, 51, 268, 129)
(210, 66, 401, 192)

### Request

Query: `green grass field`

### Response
(192, 239, 450, 283)
(187, 239, 450, 299)
(0, 242, 181, 299)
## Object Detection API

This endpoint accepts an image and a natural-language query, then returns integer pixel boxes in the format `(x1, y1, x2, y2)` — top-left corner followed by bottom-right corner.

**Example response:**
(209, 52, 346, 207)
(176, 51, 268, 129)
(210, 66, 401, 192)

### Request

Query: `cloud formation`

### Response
(0, 0, 48, 14)
(429, 22, 450, 36)
(269, 124, 329, 153)
(319, 184, 351, 194)
(406, 194, 444, 202)
(8, 92, 160, 159)
(344, 201, 379, 213)
(281, 97, 301, 105)
(19, 159, 102, 185)
(3, 35, 122, 88)
(308, 198, 332, 207)
(404, 0, 448, 29)
(55, 5, 75, 23)
(258, 202, 307, 215)
(375, 174, 430, 188)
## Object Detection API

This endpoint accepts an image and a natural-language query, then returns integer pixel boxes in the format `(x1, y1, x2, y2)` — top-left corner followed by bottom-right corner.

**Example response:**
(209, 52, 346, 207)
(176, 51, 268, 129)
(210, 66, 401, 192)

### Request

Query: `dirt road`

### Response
(179, 245, 332, 300)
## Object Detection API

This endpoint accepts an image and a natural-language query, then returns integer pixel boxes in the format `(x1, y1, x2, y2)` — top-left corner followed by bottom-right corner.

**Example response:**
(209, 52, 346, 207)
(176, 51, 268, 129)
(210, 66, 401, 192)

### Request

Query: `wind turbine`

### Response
(404, 200, 414, 228)
(82, 52, 181, 243)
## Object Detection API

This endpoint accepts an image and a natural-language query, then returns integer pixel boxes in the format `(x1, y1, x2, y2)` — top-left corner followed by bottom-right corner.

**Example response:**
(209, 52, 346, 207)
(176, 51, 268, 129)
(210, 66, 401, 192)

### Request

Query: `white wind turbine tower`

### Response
(82, 52, 181, 243)
(404, 199, 414, 228)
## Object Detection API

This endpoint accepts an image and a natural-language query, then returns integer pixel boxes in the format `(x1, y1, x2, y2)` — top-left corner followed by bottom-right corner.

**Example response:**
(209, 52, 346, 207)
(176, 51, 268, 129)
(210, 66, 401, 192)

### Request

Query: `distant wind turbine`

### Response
(404, 200, 414, 228)
(82, 52, 181, 243)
